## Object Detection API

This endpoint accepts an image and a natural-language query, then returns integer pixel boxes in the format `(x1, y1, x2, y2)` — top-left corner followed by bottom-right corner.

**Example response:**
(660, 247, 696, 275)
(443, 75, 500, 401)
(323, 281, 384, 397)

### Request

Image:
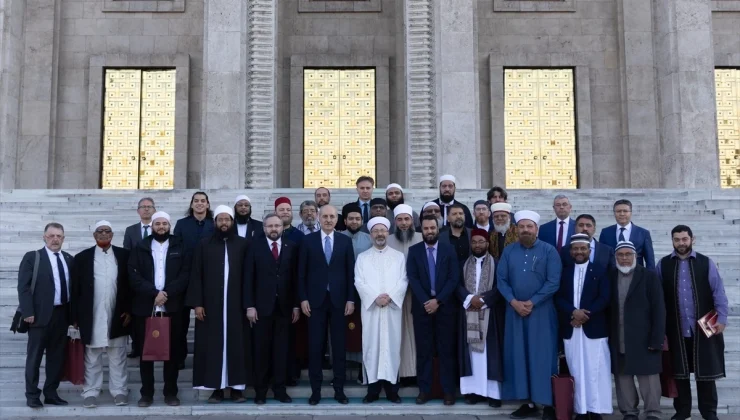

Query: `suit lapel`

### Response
(38, 248, 53, 282)
(579, 263, 595, 308)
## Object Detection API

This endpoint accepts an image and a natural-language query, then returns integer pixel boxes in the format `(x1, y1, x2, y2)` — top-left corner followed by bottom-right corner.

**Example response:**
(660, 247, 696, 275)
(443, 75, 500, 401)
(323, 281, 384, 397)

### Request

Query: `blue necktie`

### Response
(362, 203, 369, 224)
(619, 227, 626, 242)
(324, 236, 332, 264)
(55, 253, 68, 304)
(427, 247, 436, 296)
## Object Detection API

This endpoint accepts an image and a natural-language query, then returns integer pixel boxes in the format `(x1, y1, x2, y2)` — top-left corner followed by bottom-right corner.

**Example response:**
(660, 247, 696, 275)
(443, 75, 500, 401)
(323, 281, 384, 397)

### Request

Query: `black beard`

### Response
(152, 231, 169, 243)
(347, 226, 361, 234)
(216, 229, 233, 240)
(440, 193, 455, 204)
(451, 219, 465, 229)
(394, 227, 416, 243)
(235, 213, 249, 224)
(674, 245, 693, 256)
(472, 249, 487, 258)
(423, 233, 439, 245)
(387, 197, 404, 209)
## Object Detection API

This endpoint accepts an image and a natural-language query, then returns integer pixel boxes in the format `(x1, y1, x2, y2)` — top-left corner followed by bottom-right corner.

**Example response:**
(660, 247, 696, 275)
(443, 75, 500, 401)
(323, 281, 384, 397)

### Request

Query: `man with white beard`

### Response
(386, 204, 422, 385)
(354, 217, 408, 404)
(488, 203, 517, 261)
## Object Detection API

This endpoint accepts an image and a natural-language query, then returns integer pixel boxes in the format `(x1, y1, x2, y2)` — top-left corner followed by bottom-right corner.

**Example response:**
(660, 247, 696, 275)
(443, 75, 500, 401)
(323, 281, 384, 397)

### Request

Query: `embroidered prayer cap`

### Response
(439, 174, 456, 184)
(570, 233, 591, 245)
(274, 197, 291, 209)
(367, 217, 390, 232)
(370, 197, 387, 207)
(490, 202, 512, 214)
(234, 195, 251, 206)
(514, 210, 540, 225)
(422, 201, 440, 211)
(385, 183, 403, 192)
(213, 205, 234, 220)
(615, 241, 636, 253)
(94, 220, 112, 230)
(393, 204, 413, 218)
(151, 211, 171, 223)
(471, 228, 490, 241)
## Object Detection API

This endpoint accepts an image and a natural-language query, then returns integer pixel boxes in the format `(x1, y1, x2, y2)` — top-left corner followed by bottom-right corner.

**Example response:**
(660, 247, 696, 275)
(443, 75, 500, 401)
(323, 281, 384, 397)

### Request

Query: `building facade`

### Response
(0, 0, 738, 190)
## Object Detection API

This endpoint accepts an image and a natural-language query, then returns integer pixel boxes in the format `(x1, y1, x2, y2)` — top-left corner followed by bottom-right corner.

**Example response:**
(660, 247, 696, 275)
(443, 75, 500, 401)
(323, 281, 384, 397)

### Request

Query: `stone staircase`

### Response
(0, 188, 738, 418)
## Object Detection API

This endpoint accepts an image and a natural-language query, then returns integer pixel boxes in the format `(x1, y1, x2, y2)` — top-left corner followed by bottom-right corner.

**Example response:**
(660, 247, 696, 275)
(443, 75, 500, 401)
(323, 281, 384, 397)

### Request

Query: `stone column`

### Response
(653, 0, 720, 187)
(0, 0, 24, 189)
(435, 0, 480, 188)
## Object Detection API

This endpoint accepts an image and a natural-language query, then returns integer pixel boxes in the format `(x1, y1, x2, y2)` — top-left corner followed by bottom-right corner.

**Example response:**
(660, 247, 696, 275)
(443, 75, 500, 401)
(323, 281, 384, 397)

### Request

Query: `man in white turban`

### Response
(354, 217, 408, 404)
(432, 175, 473, 228)
(385, 184, 420, 232)
(233, 195, 263, 239)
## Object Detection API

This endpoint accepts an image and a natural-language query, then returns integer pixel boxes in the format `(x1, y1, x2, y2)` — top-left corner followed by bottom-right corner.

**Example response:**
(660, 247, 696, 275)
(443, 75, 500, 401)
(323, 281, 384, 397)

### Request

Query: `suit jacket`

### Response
(555, 262, 610, 340)
(599, 223, 655, 269)
(432, 198, 474, 228)
(70, 246, 132, 345)
(298, 231, 356, 309)
(233, 217, 264, 239)
(244, 238, 299, 316)
(17, 248, 74, 327)
(173, 215, 215, 255)
(560, 240, 615, 271)
(128, 235, 191, 316)
(406, 241, 460, 313)
(539, 218, 576, 249)
(123, 222, 146, 251)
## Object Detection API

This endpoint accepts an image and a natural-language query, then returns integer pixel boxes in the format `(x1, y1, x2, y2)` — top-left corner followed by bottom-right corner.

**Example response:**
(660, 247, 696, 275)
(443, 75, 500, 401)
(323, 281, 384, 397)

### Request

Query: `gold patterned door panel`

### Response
(715, 69, 740, 188)
(504, 69, 577, 189)
(304, 69, 376, 188)
(140, 70, 176, 189)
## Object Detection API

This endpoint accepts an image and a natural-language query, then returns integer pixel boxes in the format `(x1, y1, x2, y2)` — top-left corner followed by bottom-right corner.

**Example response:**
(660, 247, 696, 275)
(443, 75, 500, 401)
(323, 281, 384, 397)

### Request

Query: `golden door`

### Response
(102, 69, 176, 189)
(504, 69, 577, 189)
(715, 69, 740, 188)
(304, 69, 376, 188)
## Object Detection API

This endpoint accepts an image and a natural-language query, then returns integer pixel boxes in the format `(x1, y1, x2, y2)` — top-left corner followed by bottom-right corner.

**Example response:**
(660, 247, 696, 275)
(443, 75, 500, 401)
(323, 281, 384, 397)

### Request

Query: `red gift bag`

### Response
(661, 336, 678, 398)
(142, 312, 170, 362)
(345, 310, 362, 353)
(552, 355, 574, 420)
(62, 338, 85, 385)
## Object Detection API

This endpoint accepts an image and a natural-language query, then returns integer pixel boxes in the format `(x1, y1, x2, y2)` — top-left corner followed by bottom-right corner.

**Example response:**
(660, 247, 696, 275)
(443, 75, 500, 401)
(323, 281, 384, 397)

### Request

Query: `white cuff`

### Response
(463, 294, 473, 309)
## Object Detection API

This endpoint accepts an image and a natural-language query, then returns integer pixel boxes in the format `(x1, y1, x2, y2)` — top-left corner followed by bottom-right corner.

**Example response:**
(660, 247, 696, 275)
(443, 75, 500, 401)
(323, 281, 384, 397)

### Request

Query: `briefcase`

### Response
(345, 310, 362, 353)
(142, 311, 170, 362)
(698, 310, 719, 338)
(61, 338, 85, 385)
(552, 355, 574, 420)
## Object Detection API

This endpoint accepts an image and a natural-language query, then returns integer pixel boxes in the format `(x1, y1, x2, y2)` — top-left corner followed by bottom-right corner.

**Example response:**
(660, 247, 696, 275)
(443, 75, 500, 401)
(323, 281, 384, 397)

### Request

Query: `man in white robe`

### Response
(354, 217, 408, 403)
(555, 234, 612, 420)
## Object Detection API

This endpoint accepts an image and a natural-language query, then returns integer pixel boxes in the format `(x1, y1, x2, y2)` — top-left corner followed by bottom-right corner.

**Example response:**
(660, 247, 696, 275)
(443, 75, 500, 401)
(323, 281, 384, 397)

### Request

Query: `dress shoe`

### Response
(489, 398, 502, 408)
(387, 393, 402, 403)
(308, 393, 321, 405)
(363, 393, 379, 403)
(138, 396, 153, 407)
(670, 415, 689, 420)
(230, 389, 247, 403)
(44, 396, 68, 406)
(334, 391, 349, 404)
(275, 392, 292, 403)
(464, 394, 483, 404)
(177, 361, 185, 370)
(588, 414, 603, 420)
(207, 389, 224, 404)
(443, 393, 456, 405)
(164, 395, 180, 406)
(254, 396, 266, 405)
(416, 392, 430, 404)
(575, 414, 589, 420)
(542, 406, 556, 420)
(26, 398, 43, 409)
(511, 403, 539, 419)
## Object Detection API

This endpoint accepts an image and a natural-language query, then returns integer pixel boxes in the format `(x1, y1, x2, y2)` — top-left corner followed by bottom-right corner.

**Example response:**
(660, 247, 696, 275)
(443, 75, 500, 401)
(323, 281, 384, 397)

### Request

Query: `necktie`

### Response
(55, 253, 68, 304)
(324, 236, 332, 264)
(427, 247, 437, 295)
(619, 227, 626, 242)
(557, 221, 565, 252)
(143, 225, 150, 238)
(271, 241, 279, 261)
(362, 203, 369, 224)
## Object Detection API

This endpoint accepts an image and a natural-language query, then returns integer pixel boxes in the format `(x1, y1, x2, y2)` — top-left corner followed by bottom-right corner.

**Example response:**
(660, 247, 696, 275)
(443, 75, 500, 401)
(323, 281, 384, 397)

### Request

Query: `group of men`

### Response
(17, 175, 728, 420)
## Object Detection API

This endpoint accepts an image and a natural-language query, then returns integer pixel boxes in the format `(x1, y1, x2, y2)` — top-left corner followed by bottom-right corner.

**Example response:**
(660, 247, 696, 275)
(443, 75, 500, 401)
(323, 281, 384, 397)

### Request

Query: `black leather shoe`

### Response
(575, 414, 590, 420)
(164, 396, 180, 406)
(443, 393, 456, 405)
(464, 394, 484, 404)
(589, 414, 603, 420)
(274, 392, 292, 403)
(138, 396, 153, 407)
(308, 393, 320, 405)
(230, 389, 247, 403)
(334, 391, 349, 404)
(489, 398, 502, 408)
(387, 393, 402, 403)
(26, 398, 43, 409)
(416, 392, 429, 404)
(670, 415, 689, 420)
(44, 396, 68, 406)
(362, 393, 379, 404)
(511, 403, 539, 419)
(542, 406, 556, 420)
(703, 415, 719, 420)
(207, 389, 223, 404)
(254, 396, 266, 405)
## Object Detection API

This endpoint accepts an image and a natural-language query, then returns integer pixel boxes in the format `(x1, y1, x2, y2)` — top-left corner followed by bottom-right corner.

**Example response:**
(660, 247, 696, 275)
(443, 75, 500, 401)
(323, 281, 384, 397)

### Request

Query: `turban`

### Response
(370, 198, 387, 207)
(94, 220, 112, 230)
(491, 203, 512, 213)
(151, 211, 170, 223)
(367, 217, 390, 232)
(473, 200, 489, 209)
(213, 205, 234, 220)
(515, 210, 540, 225)
(385, 183, 403, 192)
(471, 229, 489, 241)
(615, 241, 636, 252)
(274, 197, 291, 208)
(234, 195, 251, 206)
(422, 202, 440, 211)
(570, 233, 591, 245)
(439, 174, 456, 184)
(342, 203, 362, 218)
(393, 204, 413, 218)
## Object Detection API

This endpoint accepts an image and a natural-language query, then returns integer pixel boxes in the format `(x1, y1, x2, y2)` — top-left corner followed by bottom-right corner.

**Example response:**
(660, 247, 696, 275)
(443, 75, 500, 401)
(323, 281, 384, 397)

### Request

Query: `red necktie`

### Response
(271, 241, 279, 261)
(557, 221, 564, 252)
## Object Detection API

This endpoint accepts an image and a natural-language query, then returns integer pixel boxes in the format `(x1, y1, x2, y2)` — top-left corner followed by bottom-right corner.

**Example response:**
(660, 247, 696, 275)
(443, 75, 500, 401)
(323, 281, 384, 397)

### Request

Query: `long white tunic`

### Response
(459, 255, 501, 399)
(387, 233, 422, 377)
(354, 246, 408, 384)
(563, 262, 612, 414)
(90, 247, 126, 348)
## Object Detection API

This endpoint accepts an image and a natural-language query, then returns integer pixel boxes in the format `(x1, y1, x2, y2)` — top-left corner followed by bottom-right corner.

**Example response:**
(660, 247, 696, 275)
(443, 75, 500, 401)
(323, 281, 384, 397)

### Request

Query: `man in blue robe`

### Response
(497, 210, 562, 420)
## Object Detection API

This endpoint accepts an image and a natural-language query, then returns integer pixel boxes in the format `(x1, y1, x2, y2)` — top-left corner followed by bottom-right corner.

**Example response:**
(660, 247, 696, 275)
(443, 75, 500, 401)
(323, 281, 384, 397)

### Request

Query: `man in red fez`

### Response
(276, 197, 303, 245)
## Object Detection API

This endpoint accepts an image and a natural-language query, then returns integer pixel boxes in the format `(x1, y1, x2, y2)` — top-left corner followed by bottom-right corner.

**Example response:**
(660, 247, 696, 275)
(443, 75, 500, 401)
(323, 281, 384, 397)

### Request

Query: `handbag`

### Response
(552, 354, 575, 420)
(660, 336, 679, 398)
(61, 337, 85, 385)
(10, 251, 40, 334)
(142, 309, 171, 362)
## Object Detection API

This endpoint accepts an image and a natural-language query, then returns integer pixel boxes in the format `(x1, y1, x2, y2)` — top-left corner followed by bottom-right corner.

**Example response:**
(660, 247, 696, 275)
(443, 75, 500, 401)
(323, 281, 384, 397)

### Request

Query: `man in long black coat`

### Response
(186, 205, 251, 404)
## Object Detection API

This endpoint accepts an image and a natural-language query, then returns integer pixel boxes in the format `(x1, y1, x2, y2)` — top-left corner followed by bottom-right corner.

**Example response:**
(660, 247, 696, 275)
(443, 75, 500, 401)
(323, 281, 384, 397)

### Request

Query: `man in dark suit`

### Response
(561, 214, 615, 271)
(315, 187, 345, 231)
(298, 205, 356, 405)
(539, 194, 576, 252)
(433, 174, 473, 228)
(123, 197, 155, 358)
(407, 216, 461, 405)
(233, 194, 263, 239)
(245, 213, 300, 404)
(18, 222, 74, 409)
(128, 211, 191, 407)
(70, 220, 132, 408)
(355, 176, 375, 224)
(599, 199, 655, 270)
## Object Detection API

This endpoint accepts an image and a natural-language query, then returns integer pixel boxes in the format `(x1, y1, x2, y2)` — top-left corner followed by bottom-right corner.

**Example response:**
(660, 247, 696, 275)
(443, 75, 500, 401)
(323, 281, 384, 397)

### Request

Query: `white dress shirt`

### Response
(556, 217, 571, 248)
(476, 223, 491, 231)
(45, 246, 70, 306)
(267, 237, 282, 256)
(237, 224, 248, 238)
(320, 230, 335, 252)
(616, 221, 632, 243)
(140, 221, 151, 239)
(151, 239, 169, 312)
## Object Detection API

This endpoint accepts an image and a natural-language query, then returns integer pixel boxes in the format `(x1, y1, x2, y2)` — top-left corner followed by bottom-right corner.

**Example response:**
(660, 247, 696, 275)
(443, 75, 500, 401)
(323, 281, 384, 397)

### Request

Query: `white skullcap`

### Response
(570, 233, 591, 245)
(213, 205, 234, 220)
(385, 183, 403, 192)
(367, 217, 390, 232)
(490, 203, 512, 213)
(152, 211, 170, 223)
(422, 201, 440, 211)
(514, 210, 541, 225)
(439, 174, 456, 184)
(94, 220, 112, 230)
(393, 204, 413, 218)
(234, 195, 251, 206)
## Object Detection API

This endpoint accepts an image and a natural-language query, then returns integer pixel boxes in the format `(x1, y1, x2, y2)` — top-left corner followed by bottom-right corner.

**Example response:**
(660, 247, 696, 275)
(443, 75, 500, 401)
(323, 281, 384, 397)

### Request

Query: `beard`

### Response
(451, 218, 465, 229)
(387, 196, 404, 209)
(266, 231, 280, 241)
(472, 248, 488, 258)
(674, 244, 693, 256)
(235, 213, 249, 224)
(152, 231, 169, 243)
(216, 228, 233, 240)
(423, 232, 439, 245)
(494, 223, 509, 235)
(440, 192, 455, 204)
(303, 218, 316, 228)
(394, 227, 416, 243)
(617, 259, 637, 274)
(519, 233, 536, 248)
(347, 225, 362, 234)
